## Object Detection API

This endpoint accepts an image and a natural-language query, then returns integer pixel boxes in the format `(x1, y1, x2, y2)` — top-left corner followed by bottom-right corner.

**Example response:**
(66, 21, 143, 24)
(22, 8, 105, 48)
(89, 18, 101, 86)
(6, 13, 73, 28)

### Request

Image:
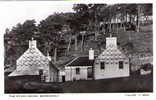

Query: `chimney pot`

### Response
(29, 39, 37, 48)
(89, 48, 94, 60)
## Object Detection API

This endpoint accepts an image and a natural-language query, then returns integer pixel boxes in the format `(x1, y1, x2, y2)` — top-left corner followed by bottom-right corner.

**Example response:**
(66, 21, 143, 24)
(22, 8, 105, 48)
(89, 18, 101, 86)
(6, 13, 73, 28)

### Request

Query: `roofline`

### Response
(17, 47, 48, 62)
(65, 57, 79, 66)
(65, 66, 93, 68)
(65, 56, 96, 67)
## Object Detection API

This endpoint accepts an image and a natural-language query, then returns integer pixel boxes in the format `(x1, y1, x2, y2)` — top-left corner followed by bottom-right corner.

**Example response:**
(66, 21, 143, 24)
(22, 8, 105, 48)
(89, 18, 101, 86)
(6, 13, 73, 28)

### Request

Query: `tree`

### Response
(66, 13, 82, 51)
(73, 4, 107, 40)
(38, 13, 66, 63)
(8, 19, 37, 54)
(4, 19, 37, 68)
(141, 4, 152, 24)
(80, 31, 86, 51)
(12, 19, 37, 41)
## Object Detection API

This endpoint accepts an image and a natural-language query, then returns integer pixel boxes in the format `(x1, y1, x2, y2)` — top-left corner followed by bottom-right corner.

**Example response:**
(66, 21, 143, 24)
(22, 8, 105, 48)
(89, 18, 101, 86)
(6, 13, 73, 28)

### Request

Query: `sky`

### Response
(0, 2, 74, 35)
(0, 1, 153, 35)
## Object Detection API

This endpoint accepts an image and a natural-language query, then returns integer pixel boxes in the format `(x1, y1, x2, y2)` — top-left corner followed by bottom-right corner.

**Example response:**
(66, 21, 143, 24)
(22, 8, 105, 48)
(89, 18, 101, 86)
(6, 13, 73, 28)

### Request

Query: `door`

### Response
(87, 67, 93, 79)
(39, 69, 45, 82)
(62, 75, 65, 82)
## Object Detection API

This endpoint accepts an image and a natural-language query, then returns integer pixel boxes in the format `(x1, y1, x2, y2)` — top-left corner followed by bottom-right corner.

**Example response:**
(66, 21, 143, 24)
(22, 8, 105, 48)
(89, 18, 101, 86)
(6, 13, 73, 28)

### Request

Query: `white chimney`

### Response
(89, 48, 94, 60)
(29, 37, 37, 48)
(106, 37, 117, 48)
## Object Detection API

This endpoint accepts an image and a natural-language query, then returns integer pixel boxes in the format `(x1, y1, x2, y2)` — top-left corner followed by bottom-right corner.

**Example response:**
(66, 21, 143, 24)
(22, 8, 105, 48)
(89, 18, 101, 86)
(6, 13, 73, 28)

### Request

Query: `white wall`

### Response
(64, 66, 92, 81)
(94, 60, 129, 80)
(58, 70, 65, 82)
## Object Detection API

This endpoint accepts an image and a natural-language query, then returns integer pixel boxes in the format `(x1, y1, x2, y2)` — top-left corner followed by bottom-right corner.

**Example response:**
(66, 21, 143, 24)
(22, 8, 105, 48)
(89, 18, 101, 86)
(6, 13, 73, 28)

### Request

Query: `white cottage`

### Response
(9, 38, 58, 82)
(94, 36, 130, 79)
(59, 56, 94, 82)
(59, 36, 130, 82)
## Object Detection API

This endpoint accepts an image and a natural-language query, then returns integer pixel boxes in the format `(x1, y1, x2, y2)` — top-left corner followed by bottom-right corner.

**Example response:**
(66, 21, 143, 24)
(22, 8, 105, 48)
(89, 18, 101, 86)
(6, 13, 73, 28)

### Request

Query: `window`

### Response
(39, 69, 45, 82)
(101, 62, 105, 69)
(76, 68, 80, 74)
(39, 69, 43, 75)
(87, 68, 93, 78)
(119, 61, 124, 69)
(62, 76, 65, 82)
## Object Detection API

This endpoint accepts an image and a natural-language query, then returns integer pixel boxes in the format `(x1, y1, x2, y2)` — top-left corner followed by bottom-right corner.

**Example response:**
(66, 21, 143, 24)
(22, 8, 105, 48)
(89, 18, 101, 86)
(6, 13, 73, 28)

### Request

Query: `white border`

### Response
(0, 0, 155, 100)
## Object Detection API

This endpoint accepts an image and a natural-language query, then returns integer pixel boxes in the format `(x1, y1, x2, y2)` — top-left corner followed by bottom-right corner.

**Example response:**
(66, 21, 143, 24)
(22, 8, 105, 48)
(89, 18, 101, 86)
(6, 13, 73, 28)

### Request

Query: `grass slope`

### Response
(60, 74, 153, 93)
(5, 73, 153, 93)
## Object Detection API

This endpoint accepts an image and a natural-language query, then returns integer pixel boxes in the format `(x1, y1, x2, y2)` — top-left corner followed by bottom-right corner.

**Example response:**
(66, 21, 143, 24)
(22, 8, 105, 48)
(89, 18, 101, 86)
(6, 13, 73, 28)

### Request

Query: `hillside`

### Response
(117, 24, 152, 53)
(4, 23, 153, 73)
(56, 24, 153, 67)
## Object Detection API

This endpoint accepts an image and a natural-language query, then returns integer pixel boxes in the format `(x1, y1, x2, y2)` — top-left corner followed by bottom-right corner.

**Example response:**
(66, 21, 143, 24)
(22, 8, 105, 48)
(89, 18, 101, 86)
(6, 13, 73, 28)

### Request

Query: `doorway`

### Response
(87, 67, 93, 79)
(62, 75, 65, 82)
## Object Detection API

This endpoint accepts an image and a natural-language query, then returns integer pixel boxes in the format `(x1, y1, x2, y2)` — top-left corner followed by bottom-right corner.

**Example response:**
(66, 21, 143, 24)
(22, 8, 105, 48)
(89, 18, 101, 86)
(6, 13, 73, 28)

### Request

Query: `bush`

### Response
(141, 63, 153, 71)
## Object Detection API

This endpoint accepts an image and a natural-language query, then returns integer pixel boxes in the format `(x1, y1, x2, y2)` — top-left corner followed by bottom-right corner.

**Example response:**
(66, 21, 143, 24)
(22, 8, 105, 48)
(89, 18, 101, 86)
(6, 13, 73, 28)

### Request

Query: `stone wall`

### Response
(94, 59, 130, 79)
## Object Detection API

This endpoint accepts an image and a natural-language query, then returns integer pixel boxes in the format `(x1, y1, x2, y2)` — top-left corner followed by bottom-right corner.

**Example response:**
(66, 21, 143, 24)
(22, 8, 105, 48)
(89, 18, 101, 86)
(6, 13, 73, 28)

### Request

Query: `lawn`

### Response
(60, 74, 153, 93)
(5, 73, 153, 93)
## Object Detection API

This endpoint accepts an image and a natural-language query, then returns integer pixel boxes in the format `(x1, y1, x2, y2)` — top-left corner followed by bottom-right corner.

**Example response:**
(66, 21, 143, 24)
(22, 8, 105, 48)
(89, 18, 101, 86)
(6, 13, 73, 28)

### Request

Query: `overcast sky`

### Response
(0, 2, 74, 35)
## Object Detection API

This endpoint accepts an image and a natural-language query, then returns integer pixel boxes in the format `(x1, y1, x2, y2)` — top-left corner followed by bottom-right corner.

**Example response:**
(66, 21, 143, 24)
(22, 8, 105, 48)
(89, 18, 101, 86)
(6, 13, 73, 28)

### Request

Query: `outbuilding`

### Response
(59, 56, 94, 82)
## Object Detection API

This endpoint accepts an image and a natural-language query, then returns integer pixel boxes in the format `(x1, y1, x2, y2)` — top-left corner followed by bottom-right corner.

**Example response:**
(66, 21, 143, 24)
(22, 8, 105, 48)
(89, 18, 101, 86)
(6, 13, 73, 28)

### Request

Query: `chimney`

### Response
(89, 48, 94, 60)
(29, 37, 37, 48)
(106, 35, 117, 48)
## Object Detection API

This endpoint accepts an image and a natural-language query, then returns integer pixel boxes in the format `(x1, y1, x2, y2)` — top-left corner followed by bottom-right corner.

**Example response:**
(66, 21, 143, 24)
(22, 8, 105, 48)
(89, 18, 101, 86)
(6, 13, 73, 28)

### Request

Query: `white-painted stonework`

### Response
(94, 37, 130, 79)
(65, 66, 92, 81)
(9, 39, 58, 82)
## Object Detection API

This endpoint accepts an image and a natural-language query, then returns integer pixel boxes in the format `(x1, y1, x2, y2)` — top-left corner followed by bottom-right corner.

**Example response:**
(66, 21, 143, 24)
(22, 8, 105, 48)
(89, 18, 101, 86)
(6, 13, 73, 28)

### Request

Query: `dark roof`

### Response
(67, 56, 94, 66)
